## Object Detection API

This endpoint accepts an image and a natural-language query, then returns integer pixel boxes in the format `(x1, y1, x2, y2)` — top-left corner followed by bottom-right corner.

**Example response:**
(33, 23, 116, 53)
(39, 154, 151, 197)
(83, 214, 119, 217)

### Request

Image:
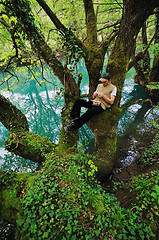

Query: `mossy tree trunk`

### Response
(90, 0, 159, 174)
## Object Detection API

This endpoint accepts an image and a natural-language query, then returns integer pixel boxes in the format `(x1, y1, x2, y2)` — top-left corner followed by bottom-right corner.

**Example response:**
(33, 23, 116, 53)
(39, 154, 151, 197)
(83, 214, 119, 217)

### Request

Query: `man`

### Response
(64, 73, 117, 132)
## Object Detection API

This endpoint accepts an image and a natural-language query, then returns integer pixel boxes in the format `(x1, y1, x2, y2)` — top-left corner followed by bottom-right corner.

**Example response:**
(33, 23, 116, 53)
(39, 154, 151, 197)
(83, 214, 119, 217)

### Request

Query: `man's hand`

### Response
(97, 92, 103, 98)
(93, 91, 98, 99)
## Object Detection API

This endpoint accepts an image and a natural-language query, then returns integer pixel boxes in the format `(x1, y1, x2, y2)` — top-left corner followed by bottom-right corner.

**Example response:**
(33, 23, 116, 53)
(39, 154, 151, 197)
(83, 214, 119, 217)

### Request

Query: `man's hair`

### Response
(101, 73, 111, 80)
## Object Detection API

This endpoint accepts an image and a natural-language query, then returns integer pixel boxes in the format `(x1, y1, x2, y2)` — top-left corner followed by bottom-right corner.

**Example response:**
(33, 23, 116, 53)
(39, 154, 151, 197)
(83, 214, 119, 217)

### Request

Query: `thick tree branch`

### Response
(5, 131, 56, 164)
(83, 0, 97, 46)
(0, 94, 29, 132)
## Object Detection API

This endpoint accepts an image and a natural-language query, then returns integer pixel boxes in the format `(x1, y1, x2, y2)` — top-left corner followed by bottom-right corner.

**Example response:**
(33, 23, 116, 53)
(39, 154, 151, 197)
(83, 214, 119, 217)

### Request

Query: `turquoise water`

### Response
(0, 62, 158, 172)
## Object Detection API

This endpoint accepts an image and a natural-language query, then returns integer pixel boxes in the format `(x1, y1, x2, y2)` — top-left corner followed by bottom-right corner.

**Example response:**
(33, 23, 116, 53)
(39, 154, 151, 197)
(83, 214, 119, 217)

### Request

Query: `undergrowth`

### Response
(15, 153, 156, 239)
(137, 133, 159, 167)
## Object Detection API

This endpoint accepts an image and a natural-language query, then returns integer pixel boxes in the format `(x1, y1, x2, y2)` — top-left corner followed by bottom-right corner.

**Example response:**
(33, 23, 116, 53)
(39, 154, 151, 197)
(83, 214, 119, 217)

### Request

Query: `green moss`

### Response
(107, 38, 129, 93)
(91, 194, 106, 214)
(57, 101, 79, 153)
(5, 131, 56, 163)
(0, 189, 21, 223)
(0, 170, 36, 223)
(0, 94, 29, 132)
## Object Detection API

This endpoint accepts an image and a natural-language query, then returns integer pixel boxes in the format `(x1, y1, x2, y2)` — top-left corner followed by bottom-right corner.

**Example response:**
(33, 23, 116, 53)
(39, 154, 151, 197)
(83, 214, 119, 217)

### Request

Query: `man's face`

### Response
(101, 79, 109, 87)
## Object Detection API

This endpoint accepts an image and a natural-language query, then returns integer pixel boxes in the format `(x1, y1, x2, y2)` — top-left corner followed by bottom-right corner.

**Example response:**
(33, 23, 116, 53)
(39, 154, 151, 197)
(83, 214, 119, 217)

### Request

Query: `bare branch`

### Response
(38, 57, 57, 85)
(100, 30, 118, 50)
(98, 20, 120, 32)
(46, 28, 65, 43)
(114, 0, 123, 9)
(93, 2, 122, 5)
(121, 98, 153, 111)
(0, 70, 20, 90)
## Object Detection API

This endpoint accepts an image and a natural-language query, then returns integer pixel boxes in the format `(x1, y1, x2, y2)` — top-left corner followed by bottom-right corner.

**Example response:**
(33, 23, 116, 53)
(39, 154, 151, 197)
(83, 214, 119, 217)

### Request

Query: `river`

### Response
(0, 61, 159, 172)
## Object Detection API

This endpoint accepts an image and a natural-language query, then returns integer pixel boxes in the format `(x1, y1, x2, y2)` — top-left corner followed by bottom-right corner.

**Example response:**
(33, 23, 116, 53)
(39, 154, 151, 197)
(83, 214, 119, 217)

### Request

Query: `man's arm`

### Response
(98, 93, 115, 105)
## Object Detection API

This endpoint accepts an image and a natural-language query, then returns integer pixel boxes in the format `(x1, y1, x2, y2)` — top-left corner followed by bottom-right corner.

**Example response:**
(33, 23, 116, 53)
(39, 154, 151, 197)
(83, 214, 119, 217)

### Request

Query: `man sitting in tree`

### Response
(64, 73, 117, 132)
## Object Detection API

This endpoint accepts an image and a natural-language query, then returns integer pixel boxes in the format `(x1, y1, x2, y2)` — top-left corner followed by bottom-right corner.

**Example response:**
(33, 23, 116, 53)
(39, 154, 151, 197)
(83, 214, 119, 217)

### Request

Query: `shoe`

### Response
(64, 123, 74, 132)
(66, 119, 73, 124)
(66, 118, 78, 124)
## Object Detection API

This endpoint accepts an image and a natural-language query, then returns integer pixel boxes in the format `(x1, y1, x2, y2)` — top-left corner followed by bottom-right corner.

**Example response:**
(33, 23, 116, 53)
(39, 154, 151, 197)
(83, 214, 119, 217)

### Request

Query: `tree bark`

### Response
(87, 106, 122, 179)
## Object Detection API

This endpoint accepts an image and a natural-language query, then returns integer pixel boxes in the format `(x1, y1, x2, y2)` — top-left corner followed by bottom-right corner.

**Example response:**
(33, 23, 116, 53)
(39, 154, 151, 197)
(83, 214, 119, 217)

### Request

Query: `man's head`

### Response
(99, 73, 111, 86)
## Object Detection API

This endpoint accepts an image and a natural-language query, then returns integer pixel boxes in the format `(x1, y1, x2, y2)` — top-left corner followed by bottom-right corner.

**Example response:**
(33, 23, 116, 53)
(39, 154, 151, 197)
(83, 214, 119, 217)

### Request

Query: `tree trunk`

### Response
(91, 0, 159, 176)
(87, 106, 122, 179)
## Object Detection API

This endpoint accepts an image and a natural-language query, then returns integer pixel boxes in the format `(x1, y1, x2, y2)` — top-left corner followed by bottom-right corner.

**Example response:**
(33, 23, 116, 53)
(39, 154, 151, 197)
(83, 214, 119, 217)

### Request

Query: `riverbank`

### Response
(103, 132, 159, 238)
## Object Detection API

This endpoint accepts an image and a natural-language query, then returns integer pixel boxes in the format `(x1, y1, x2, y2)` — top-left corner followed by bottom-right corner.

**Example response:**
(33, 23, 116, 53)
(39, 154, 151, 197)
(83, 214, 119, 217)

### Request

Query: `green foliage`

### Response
(16, 153, 154, 239)
(4, 0, 35, 37)
(0, 170, 16, 188)
(61, 29, 85, 71)
(112, 170, 159, 238)
(137, 133, 159, 167)
(149, 43, 159, 58)
(146, 82, 159, 90)
(129, 171, 159, 228)
(150, 119, 159, 129)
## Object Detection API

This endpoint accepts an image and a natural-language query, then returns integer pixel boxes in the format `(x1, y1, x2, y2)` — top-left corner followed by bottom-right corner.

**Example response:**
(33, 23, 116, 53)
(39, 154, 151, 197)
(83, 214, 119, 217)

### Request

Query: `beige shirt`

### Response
(94, 83, 116, 110)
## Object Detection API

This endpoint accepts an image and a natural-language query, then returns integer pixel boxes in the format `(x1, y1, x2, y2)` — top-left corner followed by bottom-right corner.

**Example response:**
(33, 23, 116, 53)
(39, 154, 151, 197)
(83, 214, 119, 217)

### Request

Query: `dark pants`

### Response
(70, 99, 104, 129)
